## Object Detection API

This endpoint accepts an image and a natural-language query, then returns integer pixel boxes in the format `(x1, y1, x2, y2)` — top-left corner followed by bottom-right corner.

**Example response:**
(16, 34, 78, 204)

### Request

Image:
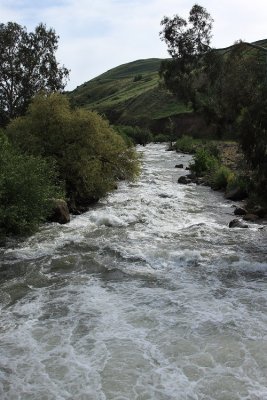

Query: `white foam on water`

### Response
(1, 143, 267, 400)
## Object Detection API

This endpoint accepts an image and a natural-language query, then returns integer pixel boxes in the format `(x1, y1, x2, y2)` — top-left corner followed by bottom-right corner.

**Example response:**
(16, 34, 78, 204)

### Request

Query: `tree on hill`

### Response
(159, 3, 213, 106)
(0, 22, 69, 126)
(6, 93, 140, 211)
(160, 4, 267, 202)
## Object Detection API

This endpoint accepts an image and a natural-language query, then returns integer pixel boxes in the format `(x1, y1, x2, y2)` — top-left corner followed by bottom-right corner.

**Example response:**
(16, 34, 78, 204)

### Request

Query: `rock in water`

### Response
(178, 176, 191, 184)
(234, 207, 247, 216)
(229, 219, 248, 228)
(48, 199, 70, 224)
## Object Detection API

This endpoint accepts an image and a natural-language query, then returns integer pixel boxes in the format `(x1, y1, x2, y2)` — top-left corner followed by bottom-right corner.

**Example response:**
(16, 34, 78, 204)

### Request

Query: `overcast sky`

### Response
(1, 0, 267, 90)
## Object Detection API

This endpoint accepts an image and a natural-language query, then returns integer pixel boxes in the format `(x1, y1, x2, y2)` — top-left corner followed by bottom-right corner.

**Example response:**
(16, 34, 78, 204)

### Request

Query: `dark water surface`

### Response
(0, 144, 266, 400)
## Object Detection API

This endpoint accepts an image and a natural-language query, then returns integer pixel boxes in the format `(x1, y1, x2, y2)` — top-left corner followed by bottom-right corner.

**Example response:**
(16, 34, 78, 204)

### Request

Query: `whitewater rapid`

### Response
(0, 144, 266, 400)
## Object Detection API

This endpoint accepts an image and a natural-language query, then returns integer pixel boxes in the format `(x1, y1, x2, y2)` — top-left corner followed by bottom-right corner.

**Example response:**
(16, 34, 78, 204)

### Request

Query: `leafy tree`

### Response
(0, 22, 69, 126)
(7, 94, 140, 210)
(160, 4, 267, 202)
(197, 42, 266, 136)
(159, 4, 213, 106)
(237, 91, 267, 197)
(0, 133, 63, 236)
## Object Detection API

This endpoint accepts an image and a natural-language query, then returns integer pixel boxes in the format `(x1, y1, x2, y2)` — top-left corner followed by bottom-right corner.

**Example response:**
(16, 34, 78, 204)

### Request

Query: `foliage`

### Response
(159, 4, 213, 106)
(6, 94, 140, 209)
(0, 133, 62, 236)
(198, 42, 267, 136)
(160, 3, 267, 202)
(68, 58, 189, 127)
(237, 95, 267, 200)
(115, 125, 153, 146)
(175, 135, 198, 153)
(190, 147, 218, 177)
(210, 165, 233, 190)
(133, 74, 143, 82)
(0, 22, 69, 126)
(153, 133, 169, 143)
(160, 4, 213, 60)
(226, 173, 249, 193)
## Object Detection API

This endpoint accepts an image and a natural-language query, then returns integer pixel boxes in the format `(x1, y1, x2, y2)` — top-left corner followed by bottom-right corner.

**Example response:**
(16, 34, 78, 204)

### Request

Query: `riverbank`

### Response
(174, 139, 267, 226)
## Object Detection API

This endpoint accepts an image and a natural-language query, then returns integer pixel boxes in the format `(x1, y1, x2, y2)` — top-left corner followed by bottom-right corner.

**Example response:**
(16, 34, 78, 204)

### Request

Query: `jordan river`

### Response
(0, 143, 266, 400)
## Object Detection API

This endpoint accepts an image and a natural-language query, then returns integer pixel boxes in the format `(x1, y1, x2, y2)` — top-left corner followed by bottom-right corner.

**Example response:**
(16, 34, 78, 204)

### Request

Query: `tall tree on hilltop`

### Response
(0, 22, 69, 126)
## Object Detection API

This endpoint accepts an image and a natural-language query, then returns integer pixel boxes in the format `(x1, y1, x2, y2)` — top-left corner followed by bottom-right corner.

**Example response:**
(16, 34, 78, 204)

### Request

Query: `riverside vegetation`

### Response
(0, 22, 139, 241)
(1, 5, 267, 240)
(1, 93, 140, 240)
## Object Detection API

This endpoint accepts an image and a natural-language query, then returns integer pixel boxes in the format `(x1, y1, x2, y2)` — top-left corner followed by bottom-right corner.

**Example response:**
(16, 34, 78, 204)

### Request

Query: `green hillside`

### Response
(68, 39, 267, 131)
(68, 58, 189, 128)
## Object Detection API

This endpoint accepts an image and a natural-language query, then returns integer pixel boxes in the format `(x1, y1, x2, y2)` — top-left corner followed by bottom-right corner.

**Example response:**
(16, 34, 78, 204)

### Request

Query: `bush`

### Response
(6, 94, 140, 209)
(153, 133, 169, 143)
(226, 173, 249, 193)
(0, 133, 63, 236)
(210, 165, 233, 190)
(190, 147, 218, 177)
(175, 135, 196, 153)
(133, 74, 143, 82)
(114, 125, 152, 146)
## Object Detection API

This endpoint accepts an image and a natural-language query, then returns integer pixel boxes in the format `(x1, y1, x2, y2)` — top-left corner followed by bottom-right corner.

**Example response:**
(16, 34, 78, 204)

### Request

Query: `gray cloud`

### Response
(1, 0, 267, 89)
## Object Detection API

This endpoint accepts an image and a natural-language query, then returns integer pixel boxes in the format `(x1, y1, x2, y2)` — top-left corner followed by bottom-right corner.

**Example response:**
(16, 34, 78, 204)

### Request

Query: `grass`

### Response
(67, 58, 190, 126)
(67, 38, 266, 128)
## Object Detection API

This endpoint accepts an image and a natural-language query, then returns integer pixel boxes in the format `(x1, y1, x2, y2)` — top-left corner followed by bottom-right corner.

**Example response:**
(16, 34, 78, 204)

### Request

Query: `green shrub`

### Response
(210, 165, 233, 190)
(226, 173, 249, 193)
(190, 147, 219, 177)
(0, 133, 63, 236)
(175, 135, 196, 153)
(133, 74, 143, 82)
(114, 125, 152, 146)
(205, 142, 220, 159)
(153, 133, 169, 143)
(6, 94, 140, 209)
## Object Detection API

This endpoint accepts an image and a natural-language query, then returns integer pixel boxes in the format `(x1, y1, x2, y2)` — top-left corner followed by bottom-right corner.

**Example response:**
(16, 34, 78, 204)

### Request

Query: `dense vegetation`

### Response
(0, 133, 62, 238)
(0, 23, 140, 239)
(7, 93, 140, 213)
(0, 22, 69, 127)
(160, 4, 267, 205)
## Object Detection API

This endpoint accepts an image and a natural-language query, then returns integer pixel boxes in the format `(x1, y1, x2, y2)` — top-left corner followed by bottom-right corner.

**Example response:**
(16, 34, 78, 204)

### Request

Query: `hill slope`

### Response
(68, 39, 267, 131)
(68, 58, 189, 128)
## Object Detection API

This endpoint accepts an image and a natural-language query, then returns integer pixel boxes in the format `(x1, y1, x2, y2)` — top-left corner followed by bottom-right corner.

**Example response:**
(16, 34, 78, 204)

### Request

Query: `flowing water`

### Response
(0, 144, 267, 400)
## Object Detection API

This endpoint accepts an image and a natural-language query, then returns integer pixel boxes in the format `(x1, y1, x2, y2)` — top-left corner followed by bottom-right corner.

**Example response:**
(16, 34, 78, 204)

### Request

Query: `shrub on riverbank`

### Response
(6, 94, 140, 211)
(0, 133, 62, 237)
(190, 147, 219, 177)
(114, 125, 153, 146)
(175, 135, 195, 153)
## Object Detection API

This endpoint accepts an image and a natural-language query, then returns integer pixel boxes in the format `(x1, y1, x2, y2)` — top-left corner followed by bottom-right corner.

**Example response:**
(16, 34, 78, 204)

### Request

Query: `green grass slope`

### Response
(68, 39, 267, 130)
(68, 58, 189, 127)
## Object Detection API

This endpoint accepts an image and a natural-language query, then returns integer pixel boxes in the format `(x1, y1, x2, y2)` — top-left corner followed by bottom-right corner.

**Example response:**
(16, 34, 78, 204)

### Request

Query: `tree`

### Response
(160, 4, 267, 202)
(6, 93, 140, 210)
(0, 22, 69, 126)
(160, 3, 213, 60)
(159, 4, 213, 106)
(197, 42, 267, 136)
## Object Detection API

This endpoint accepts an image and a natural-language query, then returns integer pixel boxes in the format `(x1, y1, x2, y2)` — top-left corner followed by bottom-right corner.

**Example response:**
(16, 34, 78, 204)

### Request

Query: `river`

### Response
(0, 144, 266, 400)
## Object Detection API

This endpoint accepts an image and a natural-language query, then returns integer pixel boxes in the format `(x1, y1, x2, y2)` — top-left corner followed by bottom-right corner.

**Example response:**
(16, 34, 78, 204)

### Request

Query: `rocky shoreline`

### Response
(175, 143, 267, 229)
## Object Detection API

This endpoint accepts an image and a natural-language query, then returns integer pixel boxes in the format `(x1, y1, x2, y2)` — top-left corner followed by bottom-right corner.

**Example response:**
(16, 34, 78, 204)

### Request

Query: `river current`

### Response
(0, 144, 266, 400)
